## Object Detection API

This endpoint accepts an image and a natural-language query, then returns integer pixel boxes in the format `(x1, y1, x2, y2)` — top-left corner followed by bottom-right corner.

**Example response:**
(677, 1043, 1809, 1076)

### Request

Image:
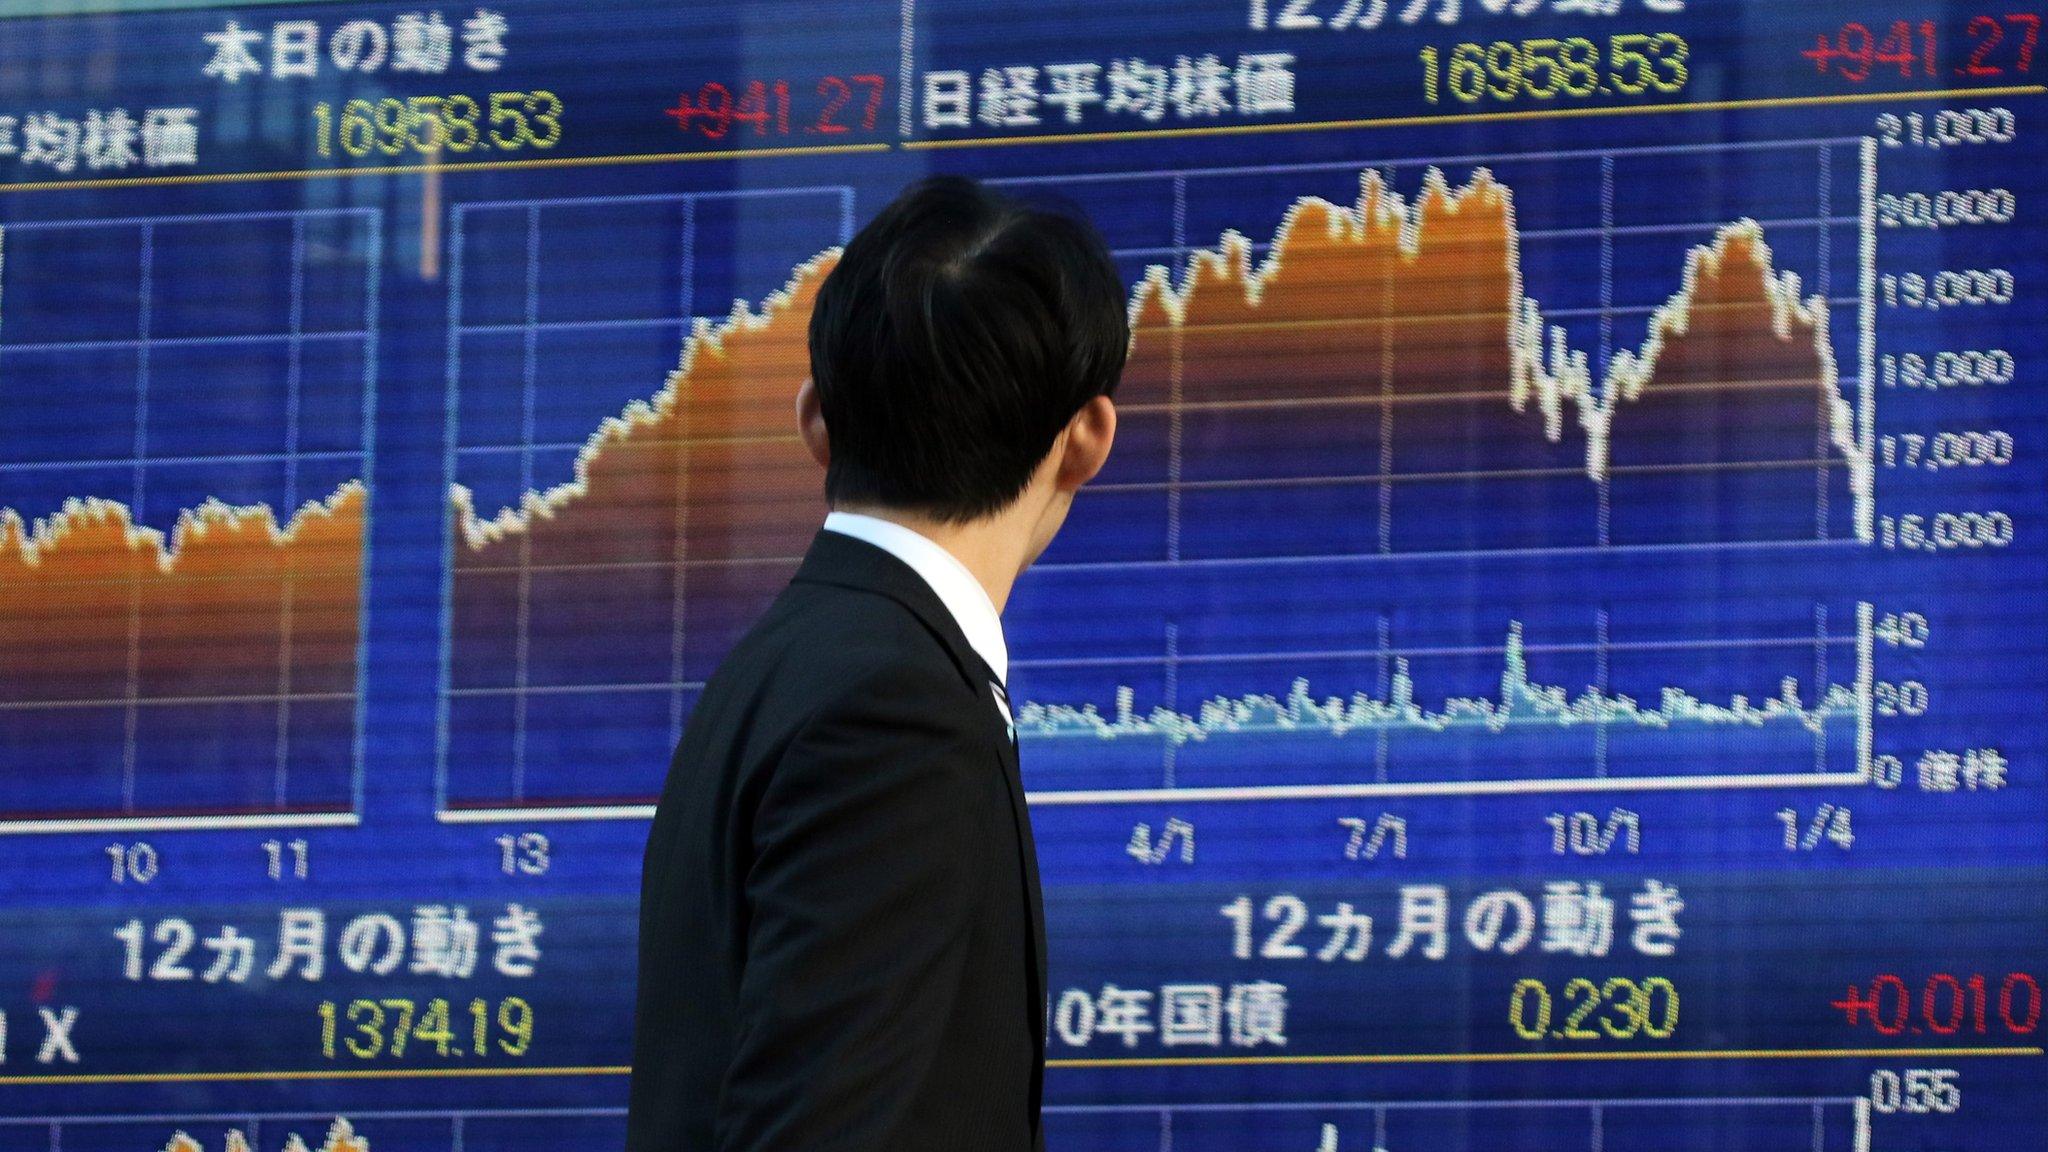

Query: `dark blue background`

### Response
(0, 1, 2041, 1149)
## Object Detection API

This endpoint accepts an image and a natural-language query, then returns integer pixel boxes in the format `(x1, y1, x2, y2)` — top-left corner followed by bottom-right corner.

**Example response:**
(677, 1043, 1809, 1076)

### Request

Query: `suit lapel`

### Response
(792, 530, 1050, 1076)
(997, 712, 1049, 1093)
(792, 531, 988, 688)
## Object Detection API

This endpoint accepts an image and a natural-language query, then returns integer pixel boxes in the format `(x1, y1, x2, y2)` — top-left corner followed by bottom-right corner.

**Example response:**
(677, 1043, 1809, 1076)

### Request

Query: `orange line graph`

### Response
(450, 167, 1852, 554)
(442, 165, 1856, 805)
(0, 483, 366, 708)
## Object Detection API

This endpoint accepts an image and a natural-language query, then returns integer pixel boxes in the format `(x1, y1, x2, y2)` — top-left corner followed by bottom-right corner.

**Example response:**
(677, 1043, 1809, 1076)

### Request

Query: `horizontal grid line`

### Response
(1034, 537, 1860, 572)
(0, 1097, 1863, 1126)
(0, 1108, 630, 1127)
(0, 207, 378, 230)
(1092, 458, 1845, 492)
(1118, 377, 1843, 414)
(983, 136, 1866, 187)
(0, 811, 358, 837)
(1040, 1044, 2030, 1066)
(1047, 1097, 1863, 1115)
(438, 768, 1875, 817)
(1025, 712, 1858, 738)
(0, 570, 364, 591)
(2, 1044, 2030, 1084)
(454, 555, 800, 575)
(456, 434, 799, 455)
(1550, 295, 1856, 318)
(0, 691, 356, 711)
(1011, 633, 1860, 670)
(1, 328, 368, 354)
(1, 448, 365, 473)
(1127, 299, 1857, 336)
(452, 185, 855, 214)
(455, 315, 700, 337)
(449, 535, 1861, 576)
(1109, 214, 1859, 259)
(0, 144, 888, 196)
(1024, 772, 1875, 805)
(447, 681, 706, 698)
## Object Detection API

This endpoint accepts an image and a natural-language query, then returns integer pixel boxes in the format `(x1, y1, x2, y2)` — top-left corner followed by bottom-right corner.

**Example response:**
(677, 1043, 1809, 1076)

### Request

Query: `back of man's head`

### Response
(807, 176, 1129, 522)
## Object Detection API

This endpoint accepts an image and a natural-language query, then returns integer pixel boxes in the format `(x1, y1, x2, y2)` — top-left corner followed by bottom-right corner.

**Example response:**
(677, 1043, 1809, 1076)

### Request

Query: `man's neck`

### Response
(833, 504, 1030, 614)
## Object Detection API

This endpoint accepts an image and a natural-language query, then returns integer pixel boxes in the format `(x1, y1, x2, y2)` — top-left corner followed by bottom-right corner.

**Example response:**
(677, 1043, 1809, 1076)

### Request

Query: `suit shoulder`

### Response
(738, 584, 975, 695)
(686, 582, 985, 749)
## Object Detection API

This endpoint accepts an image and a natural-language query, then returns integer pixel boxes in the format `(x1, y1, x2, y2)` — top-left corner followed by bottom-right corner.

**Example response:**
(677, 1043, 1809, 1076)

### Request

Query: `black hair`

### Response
(807, 175, 1128, 521)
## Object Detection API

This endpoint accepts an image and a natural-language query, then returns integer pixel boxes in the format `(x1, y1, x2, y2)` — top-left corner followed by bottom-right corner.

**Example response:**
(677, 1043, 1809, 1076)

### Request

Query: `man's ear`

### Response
(1055, 395, 1117, 492)
(795, 378, 830, 469)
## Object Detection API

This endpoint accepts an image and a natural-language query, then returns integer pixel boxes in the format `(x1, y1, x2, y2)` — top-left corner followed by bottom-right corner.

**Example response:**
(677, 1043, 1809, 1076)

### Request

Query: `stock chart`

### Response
(0, 1, 2042, 1149)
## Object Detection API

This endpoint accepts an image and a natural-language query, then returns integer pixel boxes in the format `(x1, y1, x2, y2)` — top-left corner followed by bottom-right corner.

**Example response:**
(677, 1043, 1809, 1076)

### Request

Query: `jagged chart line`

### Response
(438, 167, 1878, 812)
(0, 207, 374, 830)
(1128, 167, 1867, 497)
(1013, 620, 1864, 747)
(162, 1118, 366, 1152)
(449, 167, 1866, 545)
(0, 481, 367, 574)
(449, 251, 838, 550)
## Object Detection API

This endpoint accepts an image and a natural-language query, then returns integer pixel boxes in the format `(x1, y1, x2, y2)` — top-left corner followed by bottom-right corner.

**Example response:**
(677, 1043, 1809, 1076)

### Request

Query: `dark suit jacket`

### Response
(627, 530, 1047, 1152)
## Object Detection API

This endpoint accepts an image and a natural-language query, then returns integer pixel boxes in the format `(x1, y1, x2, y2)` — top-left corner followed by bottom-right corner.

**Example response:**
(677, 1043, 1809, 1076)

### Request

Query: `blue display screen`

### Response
(0, 1, 2042, 1149)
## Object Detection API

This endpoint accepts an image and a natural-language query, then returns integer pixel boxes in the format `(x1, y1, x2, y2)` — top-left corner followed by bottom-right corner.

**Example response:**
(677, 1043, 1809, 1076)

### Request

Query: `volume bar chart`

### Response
(0, 209, 380, 833)
(1012, 600, 1877, 803)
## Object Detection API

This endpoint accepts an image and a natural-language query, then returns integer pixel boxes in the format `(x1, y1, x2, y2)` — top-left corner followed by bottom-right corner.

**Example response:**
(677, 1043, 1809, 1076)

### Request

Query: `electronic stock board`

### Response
(0, 1, 2042, 1149)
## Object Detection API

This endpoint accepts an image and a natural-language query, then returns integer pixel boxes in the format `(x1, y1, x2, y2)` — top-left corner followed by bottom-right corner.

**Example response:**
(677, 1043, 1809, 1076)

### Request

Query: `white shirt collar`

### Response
(821, 511, 1009, 684)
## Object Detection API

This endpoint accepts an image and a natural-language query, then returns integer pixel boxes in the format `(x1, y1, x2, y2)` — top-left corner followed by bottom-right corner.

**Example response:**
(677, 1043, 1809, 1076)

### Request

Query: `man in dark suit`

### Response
(628, 176, 1126, 1152)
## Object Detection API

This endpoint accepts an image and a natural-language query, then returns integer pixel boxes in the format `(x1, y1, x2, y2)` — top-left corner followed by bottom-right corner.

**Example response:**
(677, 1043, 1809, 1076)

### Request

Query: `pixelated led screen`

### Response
(0, 1, 2042, 1149)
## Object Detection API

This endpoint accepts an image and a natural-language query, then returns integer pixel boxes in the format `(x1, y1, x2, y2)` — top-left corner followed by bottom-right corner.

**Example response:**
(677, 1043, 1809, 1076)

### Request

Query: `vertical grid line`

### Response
(1373, 611, 1391, 783)
(1855, 137, 1878, 542)
(1594, 606, 1610, 777)
(435, 190, 844, 817)
(275, 215, 309, 808)
(1375, 166, 1395, 554)
(511, 205, 542, 802)
(897, 0, 917, 139)
(1161, 623, 1179, 790)
(435, 207, 468, 814)
(121, 222, 156, 814)
(1597, 154, 1614, 547)
(1166, 175, 1186, 564)
(1814, 604, 1830, 775)
(1854, 600, 1875, 779)
(1816, 144, 1833, 540)
(668, 197, 698, 750)
(353, 207, 382, 819)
